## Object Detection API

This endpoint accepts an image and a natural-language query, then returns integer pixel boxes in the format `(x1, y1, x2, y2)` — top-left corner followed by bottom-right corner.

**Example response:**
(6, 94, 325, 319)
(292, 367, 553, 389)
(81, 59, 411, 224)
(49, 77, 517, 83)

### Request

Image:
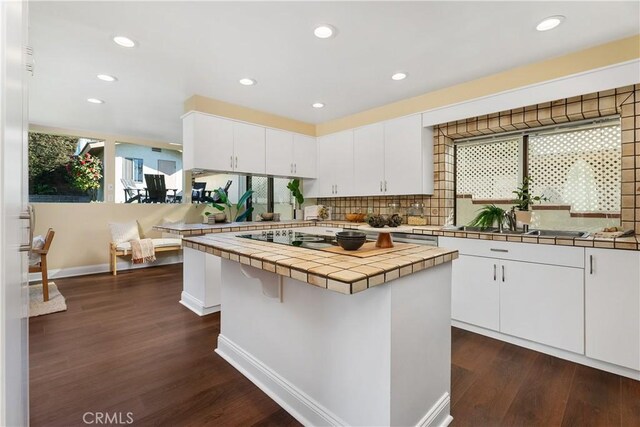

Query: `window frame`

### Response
(124, 157, 144, 183)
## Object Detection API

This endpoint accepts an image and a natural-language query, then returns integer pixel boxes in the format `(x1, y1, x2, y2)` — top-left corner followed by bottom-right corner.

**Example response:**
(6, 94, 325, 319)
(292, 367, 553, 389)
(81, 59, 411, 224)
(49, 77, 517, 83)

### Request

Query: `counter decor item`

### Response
(469, 204, 506, 231)
(335, 231, 367, 251)
(388, 202, 401, 216)
(260, 212, 274, 221)
(512, 176, 547, 225)
(407, 203, 428, 226)
(287, 179, 304, 219)
(345, 212, 366, 222)
(592, 227, 634, 239)
(367, 214, 387, 228)
(203, 189, 254, 223)
(387, 214, 402, 227)
(304, 205, 330, 220)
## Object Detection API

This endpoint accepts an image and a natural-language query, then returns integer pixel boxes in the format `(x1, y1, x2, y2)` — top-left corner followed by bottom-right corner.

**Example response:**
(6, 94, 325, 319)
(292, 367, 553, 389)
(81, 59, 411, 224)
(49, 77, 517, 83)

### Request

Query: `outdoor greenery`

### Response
(67, 153, 103, 199)
(28, 132, 77, 195)
(287, 179, 304, 207)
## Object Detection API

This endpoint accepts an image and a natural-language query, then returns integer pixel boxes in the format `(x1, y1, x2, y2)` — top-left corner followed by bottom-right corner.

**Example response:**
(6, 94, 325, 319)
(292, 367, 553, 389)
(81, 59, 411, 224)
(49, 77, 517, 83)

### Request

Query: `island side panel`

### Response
(181, 247, 221, 316)
(390, 263, 453, 426)
(218, 259, 392, 426)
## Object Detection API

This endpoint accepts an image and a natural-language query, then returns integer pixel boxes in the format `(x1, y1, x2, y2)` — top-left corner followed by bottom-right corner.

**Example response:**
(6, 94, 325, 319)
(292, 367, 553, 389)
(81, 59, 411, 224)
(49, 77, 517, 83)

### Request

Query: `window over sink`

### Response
(455, 117, 621, 231)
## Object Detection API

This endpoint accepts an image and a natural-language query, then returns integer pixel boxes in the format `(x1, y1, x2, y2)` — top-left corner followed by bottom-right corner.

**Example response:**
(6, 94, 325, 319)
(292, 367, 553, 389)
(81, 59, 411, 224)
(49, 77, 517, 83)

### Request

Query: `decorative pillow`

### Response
(108, 221, 140, 244)
(29, 235, 45, 265)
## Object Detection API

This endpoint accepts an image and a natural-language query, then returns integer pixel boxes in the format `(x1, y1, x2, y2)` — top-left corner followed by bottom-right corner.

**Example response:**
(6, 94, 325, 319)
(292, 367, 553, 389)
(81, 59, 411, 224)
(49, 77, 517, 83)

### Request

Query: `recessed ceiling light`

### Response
(87, 98, 104, 104)
(536, 15, 565, 31)
(113, 36, 136, 48)
(97, 74, 117, 82)
(312, 102, 325, 109)
(239, 78, 256, 86)
(391, 72, 407, 81)
(314, 25, 335, 39)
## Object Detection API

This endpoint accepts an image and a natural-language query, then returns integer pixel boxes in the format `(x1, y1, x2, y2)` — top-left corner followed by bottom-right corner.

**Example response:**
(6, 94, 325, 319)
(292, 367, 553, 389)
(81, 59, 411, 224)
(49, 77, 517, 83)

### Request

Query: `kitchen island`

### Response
(183, 227, 457, 426)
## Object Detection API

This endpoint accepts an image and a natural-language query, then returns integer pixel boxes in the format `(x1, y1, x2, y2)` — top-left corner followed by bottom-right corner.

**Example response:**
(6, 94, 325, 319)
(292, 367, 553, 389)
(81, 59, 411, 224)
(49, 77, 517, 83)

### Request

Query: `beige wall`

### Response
(32, 203, 203, 271)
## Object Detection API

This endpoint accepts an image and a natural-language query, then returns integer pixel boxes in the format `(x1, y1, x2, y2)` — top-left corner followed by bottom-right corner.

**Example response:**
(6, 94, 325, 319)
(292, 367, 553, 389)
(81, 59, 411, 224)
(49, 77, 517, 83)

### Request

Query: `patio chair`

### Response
(144, 174, 178, 203)
(29, 228, 55, 302)
(121, 178, 145, 203)
(191, 182, 214, 203)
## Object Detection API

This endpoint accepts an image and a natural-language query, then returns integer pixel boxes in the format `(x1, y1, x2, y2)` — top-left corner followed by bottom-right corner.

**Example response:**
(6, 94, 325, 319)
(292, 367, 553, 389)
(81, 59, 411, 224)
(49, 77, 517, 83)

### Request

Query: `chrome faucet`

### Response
(504, 208, 517, 232)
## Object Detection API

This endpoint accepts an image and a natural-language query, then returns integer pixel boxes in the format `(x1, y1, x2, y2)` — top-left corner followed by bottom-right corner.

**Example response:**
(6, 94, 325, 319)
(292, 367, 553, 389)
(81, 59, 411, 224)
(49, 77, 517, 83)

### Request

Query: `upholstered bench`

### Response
(108, 221, 182, 276)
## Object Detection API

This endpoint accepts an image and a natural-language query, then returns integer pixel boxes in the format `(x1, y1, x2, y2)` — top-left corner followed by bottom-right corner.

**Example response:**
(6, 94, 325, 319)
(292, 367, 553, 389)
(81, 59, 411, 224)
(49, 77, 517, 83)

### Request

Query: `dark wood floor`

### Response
(30, 265, 640, 427)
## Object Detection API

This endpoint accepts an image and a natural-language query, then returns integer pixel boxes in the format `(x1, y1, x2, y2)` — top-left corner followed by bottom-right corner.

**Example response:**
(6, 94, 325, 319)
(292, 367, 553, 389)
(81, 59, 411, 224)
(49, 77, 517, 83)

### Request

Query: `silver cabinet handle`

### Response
(502, 265, 505, 282)
(493, 264, 496, 281)
(294, 163, 297, 173)
(589, 254, 594, 275)
(490, 248, 508, 253)
(335, 184, 337, 194)
(230, 155, 233, 168)
(384, 180, 387, 192)
(380, 181, 383, 192)
(235, 156, 238, 168)
(290, 163, 293, 173)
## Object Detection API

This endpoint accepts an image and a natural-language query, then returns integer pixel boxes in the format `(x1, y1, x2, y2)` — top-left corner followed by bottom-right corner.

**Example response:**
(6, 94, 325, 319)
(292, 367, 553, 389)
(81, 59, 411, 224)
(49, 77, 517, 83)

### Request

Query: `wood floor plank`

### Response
(29, 264, 640, 427)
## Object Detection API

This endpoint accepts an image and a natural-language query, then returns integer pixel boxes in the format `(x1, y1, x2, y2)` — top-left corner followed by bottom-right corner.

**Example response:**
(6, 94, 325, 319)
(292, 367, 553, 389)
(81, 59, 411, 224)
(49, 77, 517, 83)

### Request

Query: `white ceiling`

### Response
(29, 1, 640, 143)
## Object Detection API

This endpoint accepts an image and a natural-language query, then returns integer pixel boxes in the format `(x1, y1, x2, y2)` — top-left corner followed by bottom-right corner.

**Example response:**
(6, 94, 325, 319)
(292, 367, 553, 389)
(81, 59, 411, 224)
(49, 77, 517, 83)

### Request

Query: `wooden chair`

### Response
(29, 228, 55, 302)
(144, 174, 178, 203)
(121, 178, 146, 203)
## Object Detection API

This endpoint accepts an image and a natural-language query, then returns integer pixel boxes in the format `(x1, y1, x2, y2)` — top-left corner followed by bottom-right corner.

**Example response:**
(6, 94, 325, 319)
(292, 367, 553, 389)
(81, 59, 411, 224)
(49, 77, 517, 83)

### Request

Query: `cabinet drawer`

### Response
(439, 237, 584, 268)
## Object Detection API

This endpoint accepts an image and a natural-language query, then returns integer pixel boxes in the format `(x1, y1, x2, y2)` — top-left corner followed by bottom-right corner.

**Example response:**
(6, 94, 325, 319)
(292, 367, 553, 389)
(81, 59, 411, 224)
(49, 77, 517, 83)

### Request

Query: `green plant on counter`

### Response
(469, 204, 506, 229)
(287, 179, 304, 208)
(512, 176, 547, 211)
(203, 189, 254, 222)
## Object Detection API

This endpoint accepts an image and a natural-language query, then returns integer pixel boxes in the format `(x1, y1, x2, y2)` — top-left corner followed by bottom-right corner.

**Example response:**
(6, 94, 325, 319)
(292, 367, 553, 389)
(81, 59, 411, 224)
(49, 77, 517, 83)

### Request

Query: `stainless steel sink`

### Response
(454, 226, 499, 233)
(525, 229, 590, 238)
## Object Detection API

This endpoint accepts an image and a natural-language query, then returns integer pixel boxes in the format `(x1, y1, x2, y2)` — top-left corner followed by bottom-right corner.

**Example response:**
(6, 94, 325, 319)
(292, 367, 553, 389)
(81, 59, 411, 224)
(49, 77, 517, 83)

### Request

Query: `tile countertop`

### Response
(182, 232, 458, 295)
(155, 220, 640, 251)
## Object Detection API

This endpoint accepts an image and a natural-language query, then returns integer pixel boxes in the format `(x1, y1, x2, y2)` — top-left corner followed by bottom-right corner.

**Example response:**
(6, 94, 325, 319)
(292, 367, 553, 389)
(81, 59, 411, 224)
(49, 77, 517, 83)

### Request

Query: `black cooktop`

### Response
(238, 230, 339, 249)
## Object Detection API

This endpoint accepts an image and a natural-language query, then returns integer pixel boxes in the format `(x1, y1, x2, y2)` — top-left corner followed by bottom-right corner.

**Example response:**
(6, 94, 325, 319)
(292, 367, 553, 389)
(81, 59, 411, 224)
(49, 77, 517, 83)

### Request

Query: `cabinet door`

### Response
(317, 131, 354, 197)
(451, 255, 500, 331)
(500, 260, 584, 354)
(353, 123, 385, 196)
(383, 114, 425, 195)
(233, 122, 266, 174)
(585, 248, 640, 370)
(265, 128, 294, 177)
(187, 113, 235, 172)
(293, 134, 317, 178)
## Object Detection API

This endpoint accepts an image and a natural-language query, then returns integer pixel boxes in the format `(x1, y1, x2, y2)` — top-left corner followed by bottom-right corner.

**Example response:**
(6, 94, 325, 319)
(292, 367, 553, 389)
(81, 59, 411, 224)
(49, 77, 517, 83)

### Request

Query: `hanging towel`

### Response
(130, 238, 156, 264)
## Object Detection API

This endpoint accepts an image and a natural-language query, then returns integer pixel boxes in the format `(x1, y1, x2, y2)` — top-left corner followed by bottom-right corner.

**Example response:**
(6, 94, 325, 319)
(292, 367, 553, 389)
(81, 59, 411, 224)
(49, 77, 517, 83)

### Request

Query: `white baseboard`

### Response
(179, 292, 220, 316)
(416, 392, 453, 427)
(216, 334, 349, 426)
(28, 254, 183, 282)
(453, 320, 640, 381)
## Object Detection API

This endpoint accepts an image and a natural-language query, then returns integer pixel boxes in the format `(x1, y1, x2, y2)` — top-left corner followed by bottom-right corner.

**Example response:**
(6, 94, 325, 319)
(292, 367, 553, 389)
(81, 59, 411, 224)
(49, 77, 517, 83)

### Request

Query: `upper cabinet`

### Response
(265, 130, 317, 178)
(312, 130, 354, 198)
(351, 114, 434, 197)
(183, 112, 316, 178)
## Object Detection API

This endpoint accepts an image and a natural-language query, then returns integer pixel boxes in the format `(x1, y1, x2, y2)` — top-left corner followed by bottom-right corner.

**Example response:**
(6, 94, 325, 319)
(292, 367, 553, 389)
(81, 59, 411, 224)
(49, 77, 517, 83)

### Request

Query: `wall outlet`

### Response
(107, 184, 114, 191)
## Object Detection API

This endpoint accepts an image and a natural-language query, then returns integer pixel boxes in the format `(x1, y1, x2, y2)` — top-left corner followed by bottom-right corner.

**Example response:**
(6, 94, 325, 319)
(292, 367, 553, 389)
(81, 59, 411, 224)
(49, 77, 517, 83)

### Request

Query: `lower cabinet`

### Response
(450, 253, 583, 353)
(500, 259, 584, 354)
(451, 255, 500, 331)
(585, 248, 640, 370)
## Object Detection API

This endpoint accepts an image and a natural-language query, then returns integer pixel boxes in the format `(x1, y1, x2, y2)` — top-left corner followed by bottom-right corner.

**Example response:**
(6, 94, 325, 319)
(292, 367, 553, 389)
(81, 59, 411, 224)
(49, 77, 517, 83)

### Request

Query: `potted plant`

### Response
(469, 205, 506, 231)
(287, 179, 304, 219)
(202, 189, 254, 223)
(512, 176, 547, 225)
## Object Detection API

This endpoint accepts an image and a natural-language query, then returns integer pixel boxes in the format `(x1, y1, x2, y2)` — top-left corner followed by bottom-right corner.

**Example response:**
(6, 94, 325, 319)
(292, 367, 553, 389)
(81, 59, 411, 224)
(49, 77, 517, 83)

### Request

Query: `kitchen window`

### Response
(455, 117, 621, 228)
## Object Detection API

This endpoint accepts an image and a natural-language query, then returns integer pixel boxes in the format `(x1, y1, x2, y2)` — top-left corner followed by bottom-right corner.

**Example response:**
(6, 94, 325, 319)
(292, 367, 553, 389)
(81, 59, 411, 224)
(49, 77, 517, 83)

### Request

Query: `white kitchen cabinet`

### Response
(500, 259, 584, 354)
(585, 248, 640, 370)
(293, 134, 317, 178)
(384, 115, 433, 195)
(233, 122, 266, 174)
(451, 254, 500, 331)
(353, 123, 385, 195)
(316, 130, 354, 197)
(183, 112, 234, 172)
(265, 128, 294, 176)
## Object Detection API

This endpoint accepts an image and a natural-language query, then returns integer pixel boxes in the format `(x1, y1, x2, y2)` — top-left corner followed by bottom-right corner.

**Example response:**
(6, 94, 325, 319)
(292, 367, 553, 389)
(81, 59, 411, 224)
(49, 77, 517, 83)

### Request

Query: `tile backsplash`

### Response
(317, 85, 640, 230)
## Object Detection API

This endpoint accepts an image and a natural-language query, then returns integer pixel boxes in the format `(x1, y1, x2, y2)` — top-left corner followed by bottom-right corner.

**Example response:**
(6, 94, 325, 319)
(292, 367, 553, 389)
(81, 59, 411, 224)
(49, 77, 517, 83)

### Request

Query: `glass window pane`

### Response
(250, 176, 269, 220)
(274, 178, 294, 220)
(528, 122, 621, 213)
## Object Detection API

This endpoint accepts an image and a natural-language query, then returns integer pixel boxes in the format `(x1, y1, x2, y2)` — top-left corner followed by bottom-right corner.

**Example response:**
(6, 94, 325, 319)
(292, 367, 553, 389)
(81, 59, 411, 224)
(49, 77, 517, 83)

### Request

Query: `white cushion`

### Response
(29, 235, 45, 266)
(116, 238, 182, 253)
(109, 221, 140, 244)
